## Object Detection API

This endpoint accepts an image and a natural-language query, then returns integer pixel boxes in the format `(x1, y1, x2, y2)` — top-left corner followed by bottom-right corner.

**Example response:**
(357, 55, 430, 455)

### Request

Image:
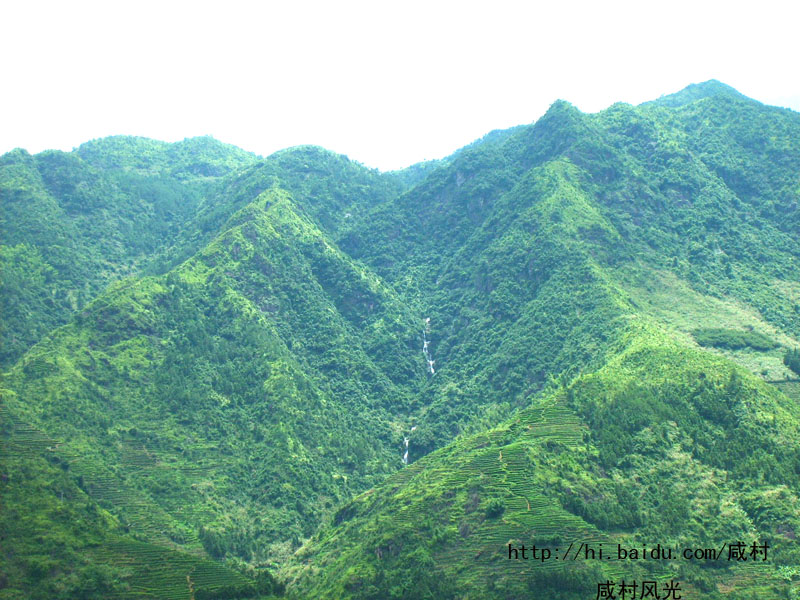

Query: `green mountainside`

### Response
(282, 84, 800, 599)
(2, 81, 800, 599)
(1, 182, 425, 598)
(0, 136, 258, 367)
(288, 326, 800, 599)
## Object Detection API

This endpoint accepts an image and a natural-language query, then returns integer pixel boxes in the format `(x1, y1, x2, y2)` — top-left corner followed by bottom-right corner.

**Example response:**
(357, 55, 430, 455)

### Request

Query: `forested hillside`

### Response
(285, 81, 800, 599)
(2, 81, 799, 599)
(0, 136, 258, 367)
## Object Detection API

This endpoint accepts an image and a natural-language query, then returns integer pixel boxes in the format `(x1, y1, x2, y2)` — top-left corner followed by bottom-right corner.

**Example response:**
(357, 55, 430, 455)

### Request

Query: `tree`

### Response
(784, 348, 800, 378)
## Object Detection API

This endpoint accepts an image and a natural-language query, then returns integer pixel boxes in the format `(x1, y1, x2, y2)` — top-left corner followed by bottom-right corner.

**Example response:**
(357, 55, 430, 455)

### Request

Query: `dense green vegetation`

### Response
(286, 81, 800, 598)
(288, 326, 800, 599)
(785, 348, 800, 378)
(2, 81, 800, 599)
(0, 136, 258, 367)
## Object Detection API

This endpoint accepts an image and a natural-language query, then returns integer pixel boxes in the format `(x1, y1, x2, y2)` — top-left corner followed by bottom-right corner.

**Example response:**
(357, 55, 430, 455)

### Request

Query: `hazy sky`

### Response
(3, 0, 798, 171)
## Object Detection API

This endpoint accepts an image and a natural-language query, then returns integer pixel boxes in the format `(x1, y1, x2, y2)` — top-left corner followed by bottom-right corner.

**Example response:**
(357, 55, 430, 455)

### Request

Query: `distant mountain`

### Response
(2, 81, 800, 599)
(0, 136, 258, 367)
(76, 135, 259, 179)
(647, 79, 752, 107)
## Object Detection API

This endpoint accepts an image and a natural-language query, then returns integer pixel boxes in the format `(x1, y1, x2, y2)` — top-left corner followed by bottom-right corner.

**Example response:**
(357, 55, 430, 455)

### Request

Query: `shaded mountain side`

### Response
(0, 136, 259, 367)
(285, 323, 800, 599)
(388, 159, 447, 190)
(352, 88, 800, 328)
(389, 159, 635, 457)
(336, 104, 582, 284)
(335, 89, 800, 450)
(340, 84, 800, 374)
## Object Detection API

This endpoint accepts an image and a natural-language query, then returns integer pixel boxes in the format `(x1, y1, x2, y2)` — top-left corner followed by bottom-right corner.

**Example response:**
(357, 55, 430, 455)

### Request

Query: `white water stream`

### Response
(402, 426, 417, 465)
(404, 317, 435, 465)
(422, 318, 435, 375)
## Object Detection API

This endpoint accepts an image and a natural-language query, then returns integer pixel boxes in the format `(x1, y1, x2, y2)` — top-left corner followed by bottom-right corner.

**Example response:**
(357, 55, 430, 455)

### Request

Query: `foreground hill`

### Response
(1, 179, 427, 597)
(287, 322, 800, 599)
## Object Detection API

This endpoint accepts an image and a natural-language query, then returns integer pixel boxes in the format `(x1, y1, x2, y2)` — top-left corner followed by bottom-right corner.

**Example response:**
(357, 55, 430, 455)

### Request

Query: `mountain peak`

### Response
(647, 79, 753, 108)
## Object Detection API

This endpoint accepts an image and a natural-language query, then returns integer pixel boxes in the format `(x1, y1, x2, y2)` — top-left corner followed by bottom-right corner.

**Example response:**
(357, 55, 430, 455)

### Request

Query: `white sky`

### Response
(2, 0, 799, 171)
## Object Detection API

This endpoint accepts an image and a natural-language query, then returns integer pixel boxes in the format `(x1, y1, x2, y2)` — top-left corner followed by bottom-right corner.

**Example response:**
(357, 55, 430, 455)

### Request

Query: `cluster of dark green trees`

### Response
(785, 348, 800, 377)
(692, 327, 778, 351)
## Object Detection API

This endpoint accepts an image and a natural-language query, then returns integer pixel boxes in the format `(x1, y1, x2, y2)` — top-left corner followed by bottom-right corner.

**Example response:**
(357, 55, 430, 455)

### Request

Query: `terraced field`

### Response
(93, 539, 255, 600)
(288, 396, 645, 597)
(1, 403, 64, 456)
(0, 399, 266, 599)
(772, 380, 800, 402)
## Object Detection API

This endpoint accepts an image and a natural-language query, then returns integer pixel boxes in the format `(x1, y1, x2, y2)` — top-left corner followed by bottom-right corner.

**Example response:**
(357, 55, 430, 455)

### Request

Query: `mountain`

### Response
(2, 81, 800, 599)
(286, 83, 800, 597)
(647, 79, 751, 108)
(1, 157, 420, 598)
(0, 136, 259, 367)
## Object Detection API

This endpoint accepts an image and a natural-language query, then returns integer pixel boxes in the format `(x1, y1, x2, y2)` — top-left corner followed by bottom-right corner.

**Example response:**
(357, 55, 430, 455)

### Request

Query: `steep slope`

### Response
(153, 145, 406, 274)
(0, 136, 258, 367)
(344, 82, 800, 386)
(0, 406, 278, 600)
(1, 185, 427, 598)
(284, 83, 800, 598)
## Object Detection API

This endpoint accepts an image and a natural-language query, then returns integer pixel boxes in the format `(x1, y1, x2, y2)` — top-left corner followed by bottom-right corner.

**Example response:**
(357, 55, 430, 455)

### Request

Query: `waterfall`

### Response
(404, 317, 433, 464)
(422, 318, 436, 375)
(403, 425, 419, 465)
